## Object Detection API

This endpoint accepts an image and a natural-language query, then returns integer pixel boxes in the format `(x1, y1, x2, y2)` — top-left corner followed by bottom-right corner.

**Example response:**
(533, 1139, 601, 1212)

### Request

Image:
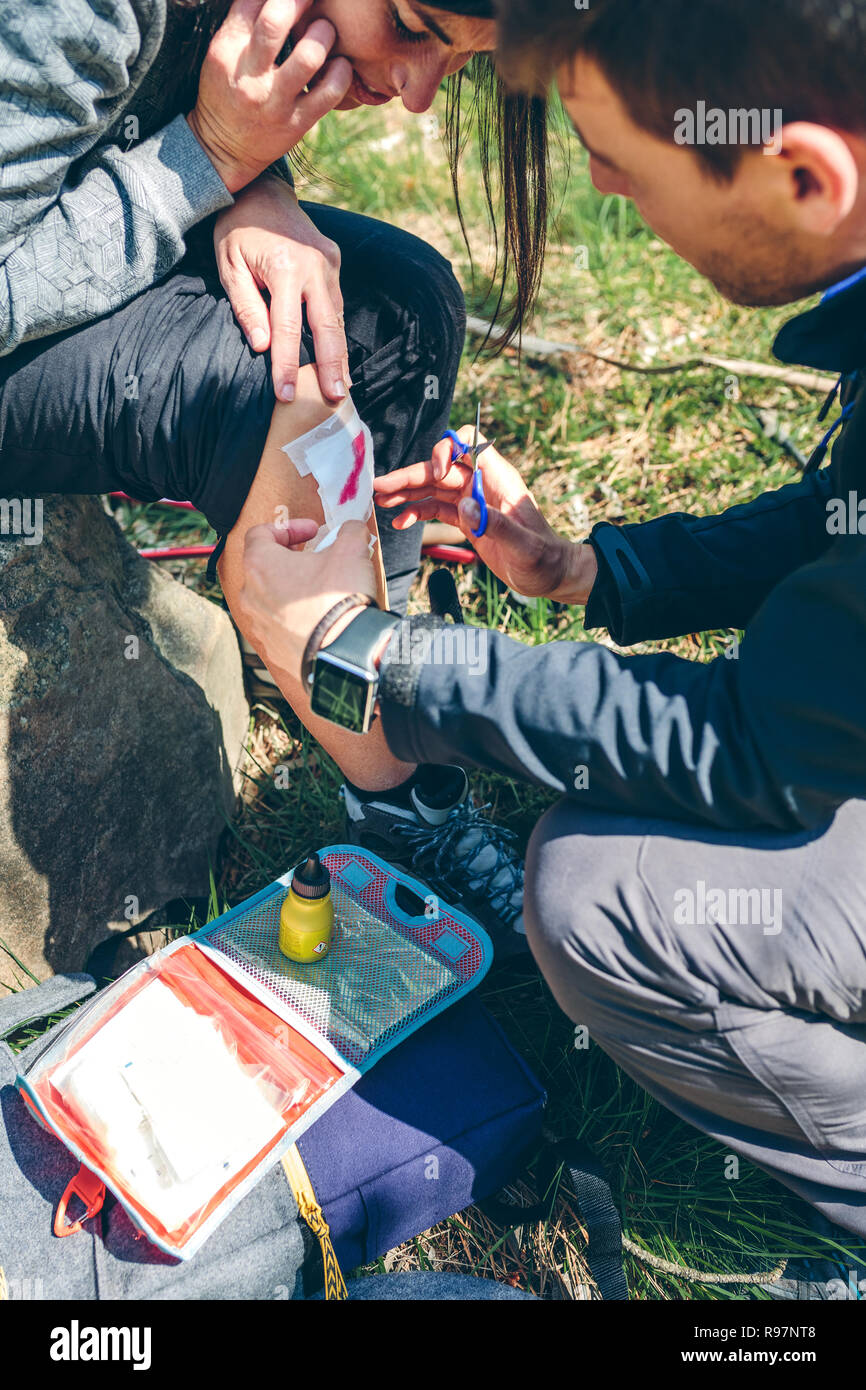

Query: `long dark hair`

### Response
(169, 1, 549, 347)
(428, 0, 549, 348)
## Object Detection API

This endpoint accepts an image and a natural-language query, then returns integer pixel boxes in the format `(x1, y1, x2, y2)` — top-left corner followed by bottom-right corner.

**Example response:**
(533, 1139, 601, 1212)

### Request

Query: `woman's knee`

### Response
(412, 244, 466, 338)
(426, 254, 466, 373)
(304, 203, 465, 371)
(375, 233, 465, 370)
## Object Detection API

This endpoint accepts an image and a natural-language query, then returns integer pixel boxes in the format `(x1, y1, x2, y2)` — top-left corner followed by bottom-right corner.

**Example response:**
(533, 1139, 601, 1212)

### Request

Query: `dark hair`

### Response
(427, 1, 548, 346)
(169, 0, 548, 346)
(497, 0, 866, 180)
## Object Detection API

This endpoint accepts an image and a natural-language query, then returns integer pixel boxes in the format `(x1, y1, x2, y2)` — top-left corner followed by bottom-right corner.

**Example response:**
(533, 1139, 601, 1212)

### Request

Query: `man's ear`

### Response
(770, 122, 860, 235)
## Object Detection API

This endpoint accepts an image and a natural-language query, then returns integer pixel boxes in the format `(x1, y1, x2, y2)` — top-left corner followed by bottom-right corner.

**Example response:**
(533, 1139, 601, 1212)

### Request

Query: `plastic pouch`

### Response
(20, 941, 347, 1254)
(17, 847, 491, 1259)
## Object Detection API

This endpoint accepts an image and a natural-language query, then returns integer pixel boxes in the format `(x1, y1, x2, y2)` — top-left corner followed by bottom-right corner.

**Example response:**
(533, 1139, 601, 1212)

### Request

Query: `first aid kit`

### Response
(15, 847, 492, 1261)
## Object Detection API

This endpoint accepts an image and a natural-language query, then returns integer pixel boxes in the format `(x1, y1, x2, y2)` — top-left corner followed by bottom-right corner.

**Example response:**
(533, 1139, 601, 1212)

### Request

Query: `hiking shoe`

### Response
(762, 1257, 865, 1300)
(341, 765, 530, 961)
(760, 1214, 866, 1299)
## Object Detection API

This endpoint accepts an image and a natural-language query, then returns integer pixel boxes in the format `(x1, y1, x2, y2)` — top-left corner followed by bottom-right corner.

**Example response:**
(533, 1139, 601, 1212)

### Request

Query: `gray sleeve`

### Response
(0, 0, 234, 352)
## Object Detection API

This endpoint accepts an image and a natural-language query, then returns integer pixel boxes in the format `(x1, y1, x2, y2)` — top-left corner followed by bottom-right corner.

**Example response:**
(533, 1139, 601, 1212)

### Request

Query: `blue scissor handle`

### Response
(441, 429, 470, 459)
(470, 467, 488, 539)
(439, 430, 488, 538)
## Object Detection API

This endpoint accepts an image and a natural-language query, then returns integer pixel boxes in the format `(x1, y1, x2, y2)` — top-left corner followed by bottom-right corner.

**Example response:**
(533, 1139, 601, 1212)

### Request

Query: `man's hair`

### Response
(496, 0, 866, 178)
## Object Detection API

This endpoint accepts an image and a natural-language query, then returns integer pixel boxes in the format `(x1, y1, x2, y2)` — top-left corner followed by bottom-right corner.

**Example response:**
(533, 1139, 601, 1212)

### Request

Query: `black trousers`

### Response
(0, 204, 466, 614)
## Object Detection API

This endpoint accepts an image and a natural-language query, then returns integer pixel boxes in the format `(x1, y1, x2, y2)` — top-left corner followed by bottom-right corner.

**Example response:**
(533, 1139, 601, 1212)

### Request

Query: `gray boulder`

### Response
(0, 495, 249, 986)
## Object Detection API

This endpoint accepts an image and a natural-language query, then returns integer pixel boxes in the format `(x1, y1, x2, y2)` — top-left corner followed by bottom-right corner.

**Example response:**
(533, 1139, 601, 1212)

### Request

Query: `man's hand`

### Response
(187, 0, 352, 194)
(374, 429, 598, 605)
(215, 178, 349, 401)
(239, 519, 376, 683)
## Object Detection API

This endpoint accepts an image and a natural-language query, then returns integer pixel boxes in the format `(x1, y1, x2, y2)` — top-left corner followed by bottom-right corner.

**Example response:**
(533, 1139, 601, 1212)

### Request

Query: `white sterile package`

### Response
(277, 394, 389, 608)
(280, 397, 375, 549)
(50, 979, 289, 1232)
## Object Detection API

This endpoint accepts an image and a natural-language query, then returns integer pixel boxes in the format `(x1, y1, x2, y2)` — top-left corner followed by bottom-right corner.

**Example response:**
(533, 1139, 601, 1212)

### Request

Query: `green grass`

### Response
(4, 92, 854, 1299)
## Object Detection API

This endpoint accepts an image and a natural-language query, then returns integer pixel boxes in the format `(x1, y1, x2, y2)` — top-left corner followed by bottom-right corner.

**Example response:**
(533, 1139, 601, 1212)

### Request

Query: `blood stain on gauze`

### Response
(280, 398, 375, 551)
(338, 431, 367, 506)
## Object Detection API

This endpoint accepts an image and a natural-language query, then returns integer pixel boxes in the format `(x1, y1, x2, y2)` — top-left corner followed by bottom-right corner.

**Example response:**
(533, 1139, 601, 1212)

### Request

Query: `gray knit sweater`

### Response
(0, 0, 291, 353)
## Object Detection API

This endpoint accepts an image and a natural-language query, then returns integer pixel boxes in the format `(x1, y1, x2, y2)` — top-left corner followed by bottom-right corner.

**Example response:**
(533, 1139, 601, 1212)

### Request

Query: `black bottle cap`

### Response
(291, 852, 331, 900)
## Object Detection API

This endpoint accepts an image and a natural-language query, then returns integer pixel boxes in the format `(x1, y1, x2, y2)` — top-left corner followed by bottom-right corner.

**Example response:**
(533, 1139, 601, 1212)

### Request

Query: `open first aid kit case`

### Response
(16, 847, 492, 1260)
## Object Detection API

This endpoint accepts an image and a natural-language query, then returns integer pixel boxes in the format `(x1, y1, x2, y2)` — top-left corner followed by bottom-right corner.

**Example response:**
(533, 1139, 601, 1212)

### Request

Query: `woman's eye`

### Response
(391, 5, 429, 44)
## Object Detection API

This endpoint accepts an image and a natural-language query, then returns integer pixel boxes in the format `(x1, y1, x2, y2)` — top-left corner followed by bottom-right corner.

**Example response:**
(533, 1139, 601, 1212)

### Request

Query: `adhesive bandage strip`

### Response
(279, 396, 388, 607)
(281, 397, 375, 550)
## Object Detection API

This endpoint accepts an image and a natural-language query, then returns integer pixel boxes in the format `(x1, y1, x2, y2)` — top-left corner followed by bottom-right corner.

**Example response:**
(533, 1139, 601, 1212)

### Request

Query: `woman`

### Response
(0, 0, 542, 952)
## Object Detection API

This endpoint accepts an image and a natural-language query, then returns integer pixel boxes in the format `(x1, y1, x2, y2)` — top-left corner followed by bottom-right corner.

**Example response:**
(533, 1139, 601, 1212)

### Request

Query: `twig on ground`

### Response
(622, 1236, 787, 1287)
(466, 315, 836, 395)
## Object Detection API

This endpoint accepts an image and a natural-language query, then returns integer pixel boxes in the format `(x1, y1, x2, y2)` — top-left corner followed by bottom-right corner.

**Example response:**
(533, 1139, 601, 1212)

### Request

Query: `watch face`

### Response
(311, 659, 372, 733)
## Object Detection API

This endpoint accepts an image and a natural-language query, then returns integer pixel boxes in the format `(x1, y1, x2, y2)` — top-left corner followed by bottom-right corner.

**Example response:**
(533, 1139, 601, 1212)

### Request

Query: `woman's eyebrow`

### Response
(411, 6, 455, 46)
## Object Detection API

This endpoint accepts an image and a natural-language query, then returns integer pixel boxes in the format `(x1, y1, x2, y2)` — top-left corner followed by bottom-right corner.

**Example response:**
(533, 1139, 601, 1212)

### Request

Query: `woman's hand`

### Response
(238, 519, 376, 683)
(187, 0, 352, 194)
(215, 177, 350, 402)
(374, 428, 598, 605)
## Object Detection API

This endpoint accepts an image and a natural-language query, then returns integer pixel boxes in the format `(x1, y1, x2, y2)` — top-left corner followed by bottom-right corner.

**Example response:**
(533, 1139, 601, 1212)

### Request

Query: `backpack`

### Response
(0, 970, 546, 1299)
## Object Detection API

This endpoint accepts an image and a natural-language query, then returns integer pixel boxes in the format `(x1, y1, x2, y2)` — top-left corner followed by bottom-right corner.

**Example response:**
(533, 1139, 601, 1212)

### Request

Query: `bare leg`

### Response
(218, 364, 417, 792)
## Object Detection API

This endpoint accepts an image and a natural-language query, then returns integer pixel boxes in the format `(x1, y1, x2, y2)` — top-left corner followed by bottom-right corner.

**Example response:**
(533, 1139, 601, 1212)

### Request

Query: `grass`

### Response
(4, 90, 857, 1300)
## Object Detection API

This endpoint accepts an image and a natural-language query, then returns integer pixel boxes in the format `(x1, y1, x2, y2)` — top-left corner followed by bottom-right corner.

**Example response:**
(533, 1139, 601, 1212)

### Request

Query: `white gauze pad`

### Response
(280, 397, 375, 552)
(51, 979, 286, 1230)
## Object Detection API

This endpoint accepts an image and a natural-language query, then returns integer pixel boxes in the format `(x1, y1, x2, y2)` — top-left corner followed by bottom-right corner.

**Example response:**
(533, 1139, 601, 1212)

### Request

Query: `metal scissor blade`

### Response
(473, 401, 482, 469)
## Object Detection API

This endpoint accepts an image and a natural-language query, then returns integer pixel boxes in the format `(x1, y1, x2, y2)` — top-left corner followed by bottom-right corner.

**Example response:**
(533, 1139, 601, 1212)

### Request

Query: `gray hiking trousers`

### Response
(525, 797, 866, 1237)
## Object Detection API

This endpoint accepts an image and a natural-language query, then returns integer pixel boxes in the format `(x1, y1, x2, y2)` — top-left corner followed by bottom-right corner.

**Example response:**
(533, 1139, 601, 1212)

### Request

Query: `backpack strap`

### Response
(557, 1142, 629, 1301)
(480, 1138, 629, 1301)
(281, 1145, 347, 1302)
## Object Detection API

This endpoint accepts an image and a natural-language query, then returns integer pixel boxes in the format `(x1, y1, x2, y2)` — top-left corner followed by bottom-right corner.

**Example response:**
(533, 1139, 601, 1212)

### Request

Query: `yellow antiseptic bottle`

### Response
(279, 853, 334, 964)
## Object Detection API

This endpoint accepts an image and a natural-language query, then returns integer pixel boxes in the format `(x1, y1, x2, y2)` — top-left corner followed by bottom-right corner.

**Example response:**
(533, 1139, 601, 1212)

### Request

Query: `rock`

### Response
(0, 495, 249, 986)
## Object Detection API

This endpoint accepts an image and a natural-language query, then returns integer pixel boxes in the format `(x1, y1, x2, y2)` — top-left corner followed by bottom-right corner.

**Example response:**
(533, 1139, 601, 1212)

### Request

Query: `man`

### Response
(236, 0, 866, 1296)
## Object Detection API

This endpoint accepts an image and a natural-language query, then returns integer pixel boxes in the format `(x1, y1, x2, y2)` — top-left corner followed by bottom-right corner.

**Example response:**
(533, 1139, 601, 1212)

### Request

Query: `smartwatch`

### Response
(305, 601, 402, 734)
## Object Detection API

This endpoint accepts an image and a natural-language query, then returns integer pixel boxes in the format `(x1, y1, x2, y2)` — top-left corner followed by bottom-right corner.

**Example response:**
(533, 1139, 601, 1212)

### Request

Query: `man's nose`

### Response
(589, 156, 631, 199)
(391, 58, 449, 114)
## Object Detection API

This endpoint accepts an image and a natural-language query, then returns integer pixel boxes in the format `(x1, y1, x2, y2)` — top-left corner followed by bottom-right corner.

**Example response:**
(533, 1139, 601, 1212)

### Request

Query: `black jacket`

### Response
(378, 270, 866, 832)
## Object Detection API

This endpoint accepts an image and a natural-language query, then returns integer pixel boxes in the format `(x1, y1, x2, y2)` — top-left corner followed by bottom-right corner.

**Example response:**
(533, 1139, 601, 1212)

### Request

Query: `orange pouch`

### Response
(16, 847, 492, 1259)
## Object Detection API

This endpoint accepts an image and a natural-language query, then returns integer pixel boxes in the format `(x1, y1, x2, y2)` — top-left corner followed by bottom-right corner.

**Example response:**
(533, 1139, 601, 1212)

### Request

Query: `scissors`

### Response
(441, 402, 492, 539)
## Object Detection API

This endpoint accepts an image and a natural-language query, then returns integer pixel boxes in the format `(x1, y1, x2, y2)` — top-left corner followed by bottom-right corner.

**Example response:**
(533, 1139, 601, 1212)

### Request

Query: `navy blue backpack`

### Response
(0, 971, 549, 1300)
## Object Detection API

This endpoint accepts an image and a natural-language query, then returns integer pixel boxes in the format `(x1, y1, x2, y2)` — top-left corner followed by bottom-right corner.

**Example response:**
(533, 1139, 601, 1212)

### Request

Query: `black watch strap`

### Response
(302, 594, 372, 689)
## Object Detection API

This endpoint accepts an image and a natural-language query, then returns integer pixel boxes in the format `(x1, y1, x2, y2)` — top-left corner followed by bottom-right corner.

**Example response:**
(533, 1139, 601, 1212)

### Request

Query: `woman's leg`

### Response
(213, 205, 467, 786)
(298, 202, 466, 616)
(0, 208, 465, 790)
(0, 213, 524, 950)
(216, 361, 417, 791)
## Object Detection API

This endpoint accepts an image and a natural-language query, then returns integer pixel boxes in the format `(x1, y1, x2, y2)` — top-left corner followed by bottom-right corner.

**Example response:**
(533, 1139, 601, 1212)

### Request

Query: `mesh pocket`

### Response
(204, 882, 459, 1066)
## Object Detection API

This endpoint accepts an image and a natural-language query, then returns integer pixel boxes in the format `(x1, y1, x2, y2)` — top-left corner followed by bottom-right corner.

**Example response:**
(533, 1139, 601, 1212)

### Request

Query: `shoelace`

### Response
(395, 802, 524, 927)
